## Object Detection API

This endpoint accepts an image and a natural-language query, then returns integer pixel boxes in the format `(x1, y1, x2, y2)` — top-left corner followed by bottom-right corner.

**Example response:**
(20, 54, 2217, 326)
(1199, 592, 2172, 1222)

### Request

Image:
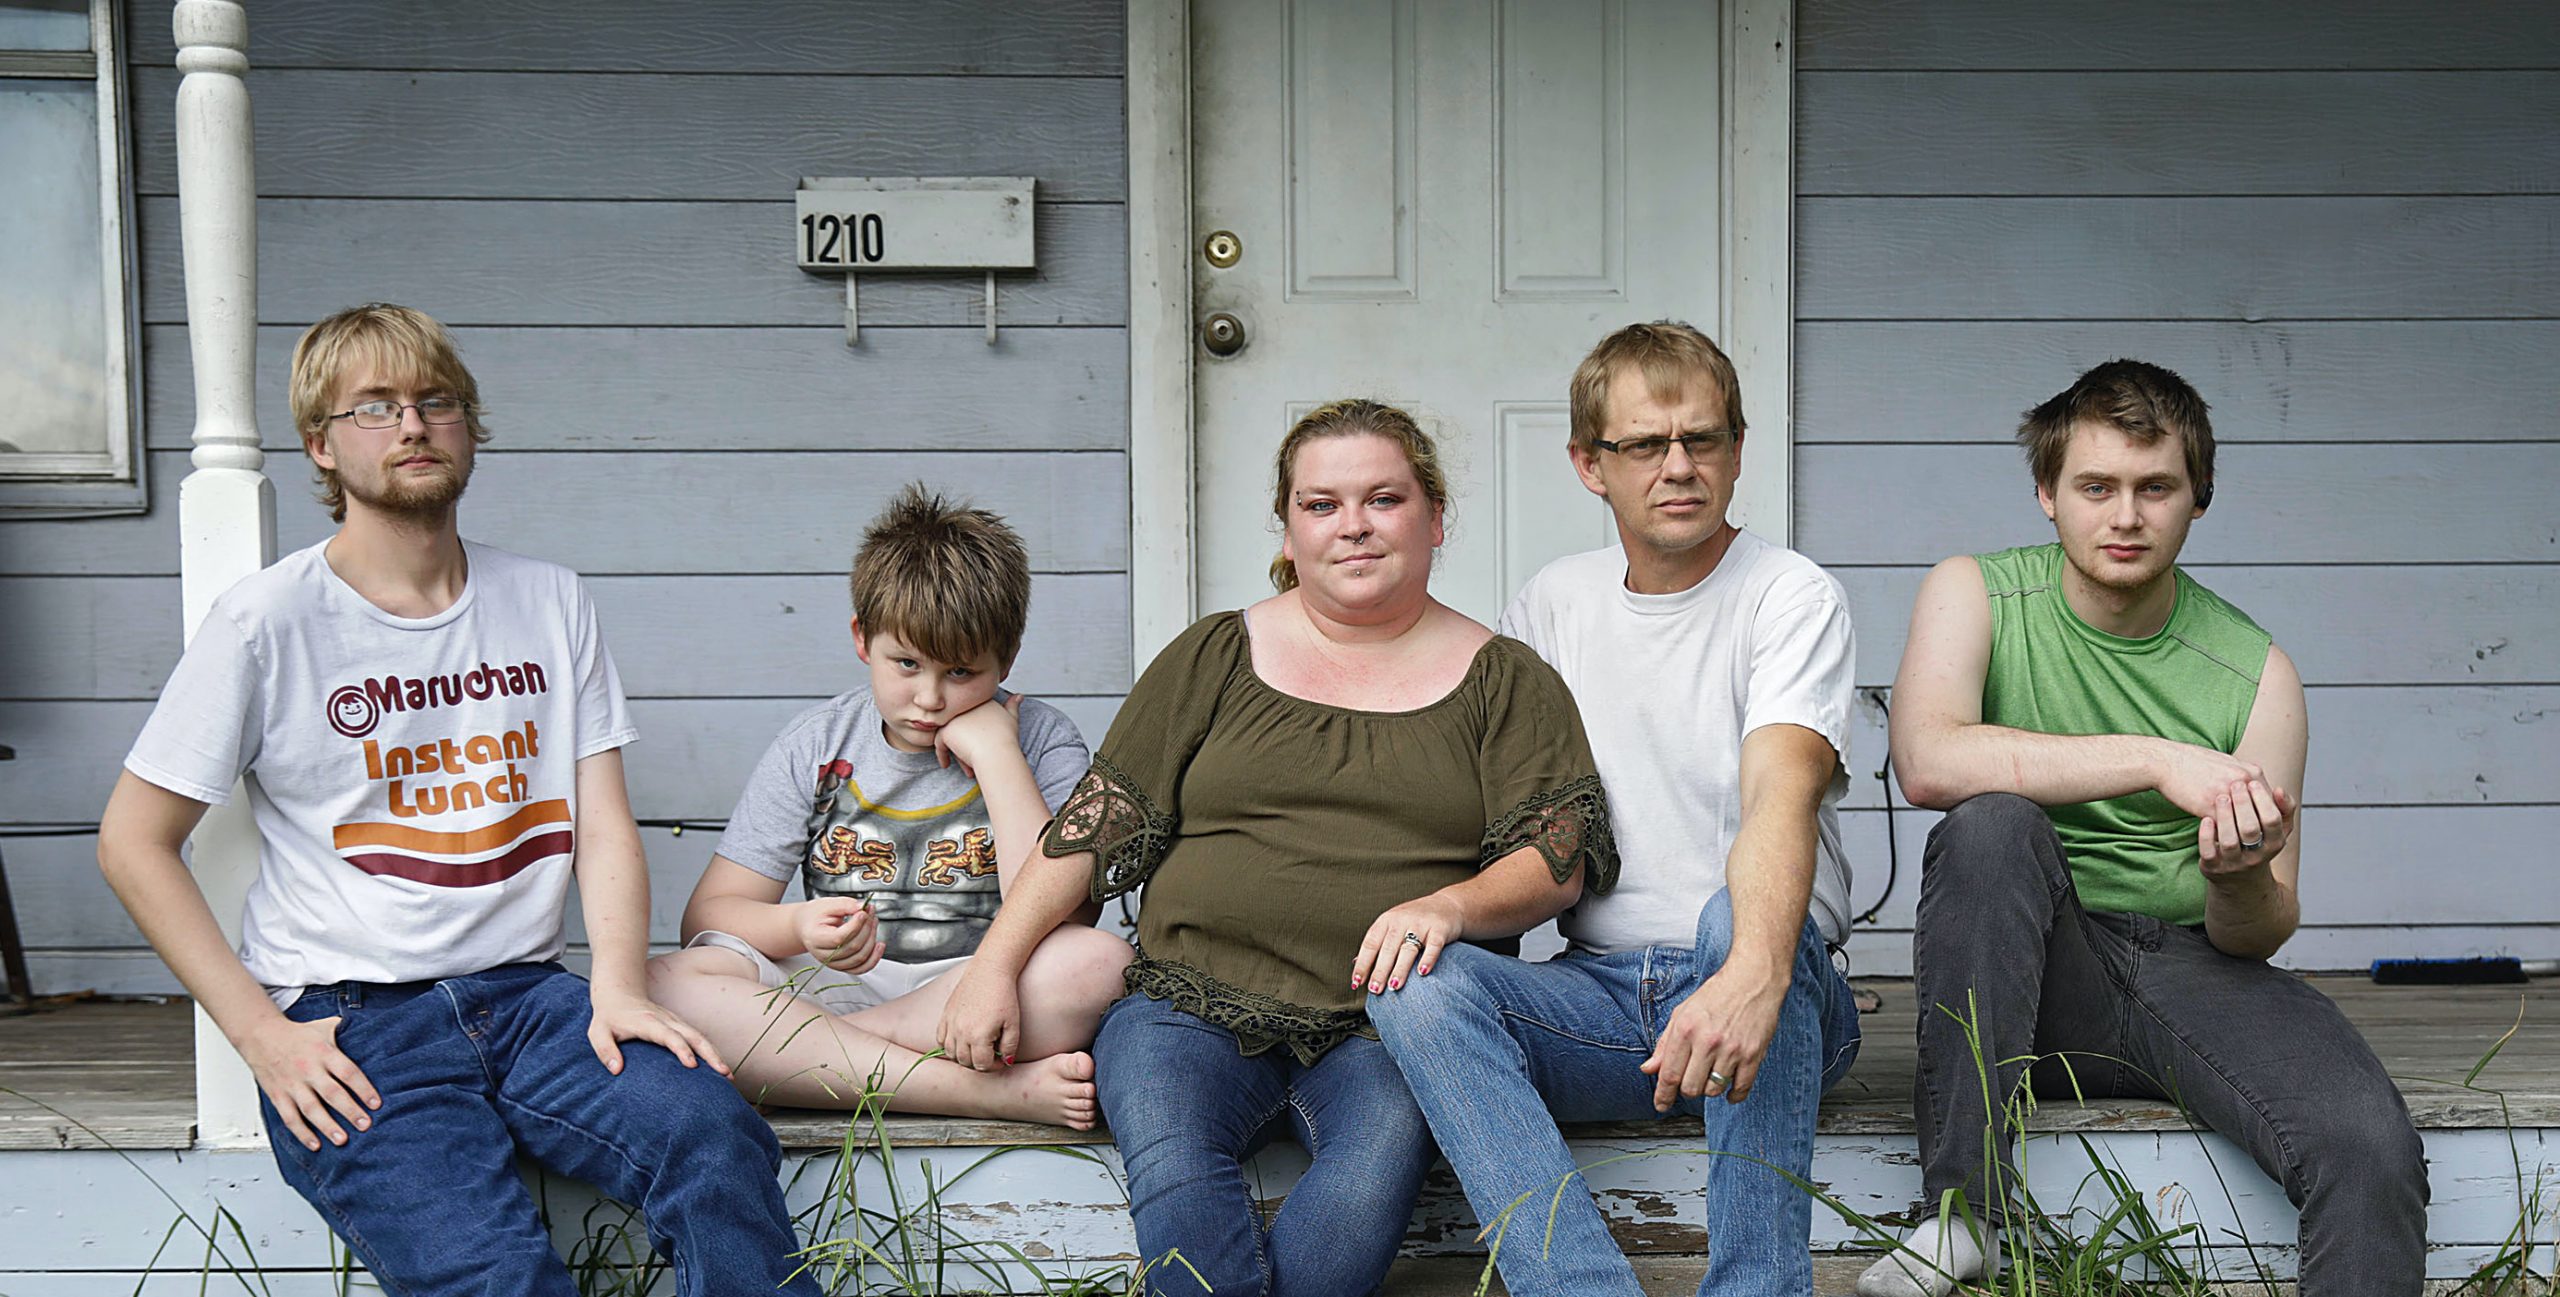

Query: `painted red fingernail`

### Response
(1419, 965, 1432, 976)
(1003, 1055, 1015, 1066)
(1389, 979, 1403, 991)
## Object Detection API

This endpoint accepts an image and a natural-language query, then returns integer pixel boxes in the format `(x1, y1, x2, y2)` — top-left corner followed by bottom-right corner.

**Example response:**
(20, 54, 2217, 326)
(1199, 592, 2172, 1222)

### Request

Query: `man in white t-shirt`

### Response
(97, 303, 818, 1296)
(1371, 321, 1862, 1297)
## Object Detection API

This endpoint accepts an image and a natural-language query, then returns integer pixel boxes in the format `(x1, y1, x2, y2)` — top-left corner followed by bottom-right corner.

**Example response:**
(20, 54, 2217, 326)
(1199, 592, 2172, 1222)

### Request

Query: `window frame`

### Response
(0, 0, 145, 515)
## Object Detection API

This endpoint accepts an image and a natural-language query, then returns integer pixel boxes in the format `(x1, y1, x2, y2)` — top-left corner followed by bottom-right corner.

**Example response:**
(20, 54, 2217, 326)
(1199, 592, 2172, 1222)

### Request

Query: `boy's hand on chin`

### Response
(933, 693, 1027, 776)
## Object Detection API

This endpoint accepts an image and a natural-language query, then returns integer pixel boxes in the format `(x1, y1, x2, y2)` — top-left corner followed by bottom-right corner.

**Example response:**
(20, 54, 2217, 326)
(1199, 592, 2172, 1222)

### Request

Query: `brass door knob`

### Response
(1201, 312, 1247, 357)
(1204, 230, 1243, 268)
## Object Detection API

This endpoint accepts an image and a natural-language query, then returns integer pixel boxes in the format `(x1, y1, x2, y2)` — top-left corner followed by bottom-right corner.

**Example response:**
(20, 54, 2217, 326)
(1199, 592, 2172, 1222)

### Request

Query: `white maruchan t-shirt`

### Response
(125, 540, 638, 1002)
(1497, 531, 1856, 955)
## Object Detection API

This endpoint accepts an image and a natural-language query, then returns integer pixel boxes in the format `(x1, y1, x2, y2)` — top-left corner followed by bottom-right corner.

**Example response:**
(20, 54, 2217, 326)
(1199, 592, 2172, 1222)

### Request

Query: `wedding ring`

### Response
(2239, 838, 2264, 850)
(1400, 931, 1425, 950)
(1707, 1070, 1730, 1088)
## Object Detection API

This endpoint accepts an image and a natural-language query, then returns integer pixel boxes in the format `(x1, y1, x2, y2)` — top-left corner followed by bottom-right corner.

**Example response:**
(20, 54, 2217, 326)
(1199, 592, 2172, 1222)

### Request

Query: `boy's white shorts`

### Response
(683, 930, 970, 1018)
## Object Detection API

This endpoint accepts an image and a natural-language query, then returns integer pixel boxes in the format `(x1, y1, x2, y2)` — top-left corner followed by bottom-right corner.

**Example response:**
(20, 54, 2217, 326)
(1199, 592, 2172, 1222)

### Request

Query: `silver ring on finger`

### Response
(2238, 837, 2263, 849)
(1706, 1070, 1730, 1088)
(1400, 931, 1424, 951)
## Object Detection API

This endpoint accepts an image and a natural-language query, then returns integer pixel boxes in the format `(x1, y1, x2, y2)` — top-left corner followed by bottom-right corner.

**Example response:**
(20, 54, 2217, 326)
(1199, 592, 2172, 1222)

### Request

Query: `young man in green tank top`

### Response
(1857, 361, 2425, 1297)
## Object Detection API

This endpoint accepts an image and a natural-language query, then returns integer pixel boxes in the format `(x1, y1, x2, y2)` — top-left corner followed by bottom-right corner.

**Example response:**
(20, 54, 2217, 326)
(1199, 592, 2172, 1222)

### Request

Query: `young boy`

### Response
(646, 485, 1132, 1127)
(98, 302, 817, 1296)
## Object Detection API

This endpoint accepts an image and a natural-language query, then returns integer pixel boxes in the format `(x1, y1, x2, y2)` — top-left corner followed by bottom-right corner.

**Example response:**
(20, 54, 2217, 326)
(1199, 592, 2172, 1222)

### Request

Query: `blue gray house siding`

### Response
(0, 0, 2551, 992)
(0, 0, 1135, 991)
(1795, 1, 2560, 972)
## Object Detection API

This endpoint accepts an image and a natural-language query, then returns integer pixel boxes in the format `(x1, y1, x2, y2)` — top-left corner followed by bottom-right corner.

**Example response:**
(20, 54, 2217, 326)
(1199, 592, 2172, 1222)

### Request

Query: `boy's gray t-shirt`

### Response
(717, 691, 1089, 962)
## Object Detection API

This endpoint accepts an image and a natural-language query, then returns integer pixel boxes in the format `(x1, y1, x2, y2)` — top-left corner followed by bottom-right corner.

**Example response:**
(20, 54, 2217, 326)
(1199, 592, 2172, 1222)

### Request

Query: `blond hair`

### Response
(1567, 321, 1745, 453)
(850, 483, 1033, 667)
(1266, 399, 1450, 593)
(288, 303, 490, 522)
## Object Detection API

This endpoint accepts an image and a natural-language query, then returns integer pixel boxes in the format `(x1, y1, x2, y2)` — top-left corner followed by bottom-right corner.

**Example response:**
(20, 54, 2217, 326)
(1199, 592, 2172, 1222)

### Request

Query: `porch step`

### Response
(762, 973, 2560, 1150)
(3, 984, 2551, 1288)
(1379, 1256, 2554, 1296)
(1382, 1253, 1874, 1295)
(6, 978, 2551, 1152)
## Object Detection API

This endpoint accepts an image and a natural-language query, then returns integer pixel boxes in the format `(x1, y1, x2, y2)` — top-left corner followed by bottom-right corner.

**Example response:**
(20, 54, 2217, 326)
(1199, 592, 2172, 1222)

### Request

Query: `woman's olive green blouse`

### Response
(1040, 612, 1617, 1064)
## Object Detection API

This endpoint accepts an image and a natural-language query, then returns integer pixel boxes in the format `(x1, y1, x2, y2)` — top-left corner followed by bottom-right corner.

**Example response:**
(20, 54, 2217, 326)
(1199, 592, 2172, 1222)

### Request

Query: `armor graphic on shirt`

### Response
(811, 826, 896, 881)
(800, 758, 1001, 962)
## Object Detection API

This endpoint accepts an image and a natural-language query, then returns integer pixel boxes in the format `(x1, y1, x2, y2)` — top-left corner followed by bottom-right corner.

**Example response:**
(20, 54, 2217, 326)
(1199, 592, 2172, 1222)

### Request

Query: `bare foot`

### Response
(990, 1052, 1100, 1130)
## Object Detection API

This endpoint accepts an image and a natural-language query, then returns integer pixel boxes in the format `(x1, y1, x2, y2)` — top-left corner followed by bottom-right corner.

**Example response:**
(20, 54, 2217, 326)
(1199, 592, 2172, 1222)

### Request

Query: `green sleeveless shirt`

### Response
(1976, 544, 2272, 924)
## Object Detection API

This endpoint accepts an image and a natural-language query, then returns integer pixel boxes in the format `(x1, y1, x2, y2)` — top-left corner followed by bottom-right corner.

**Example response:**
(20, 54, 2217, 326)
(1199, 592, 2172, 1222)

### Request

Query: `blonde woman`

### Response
(940, 400, 1618, 1297)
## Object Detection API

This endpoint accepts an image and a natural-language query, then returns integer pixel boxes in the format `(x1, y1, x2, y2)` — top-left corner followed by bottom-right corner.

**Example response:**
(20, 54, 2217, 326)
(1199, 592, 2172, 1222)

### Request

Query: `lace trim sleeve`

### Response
(1042, 752, 1178, 901)
(1479, 773, 1619, 896)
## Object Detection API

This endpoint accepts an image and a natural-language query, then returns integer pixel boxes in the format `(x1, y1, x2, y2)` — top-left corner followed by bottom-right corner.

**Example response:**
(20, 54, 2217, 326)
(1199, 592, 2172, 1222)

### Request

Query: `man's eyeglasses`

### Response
(328, 397, 470, 431)
(1590, 430, 1734, 467)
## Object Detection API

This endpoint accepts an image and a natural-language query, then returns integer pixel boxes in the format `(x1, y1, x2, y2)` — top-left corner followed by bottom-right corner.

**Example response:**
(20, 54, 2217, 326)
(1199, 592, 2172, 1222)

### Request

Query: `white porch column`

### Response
(173, 0, 274, 1148)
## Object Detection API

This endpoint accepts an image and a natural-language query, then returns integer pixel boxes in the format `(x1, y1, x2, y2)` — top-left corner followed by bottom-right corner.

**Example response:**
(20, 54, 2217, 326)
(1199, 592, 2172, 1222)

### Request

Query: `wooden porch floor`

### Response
(4, 976, 2555, 1152)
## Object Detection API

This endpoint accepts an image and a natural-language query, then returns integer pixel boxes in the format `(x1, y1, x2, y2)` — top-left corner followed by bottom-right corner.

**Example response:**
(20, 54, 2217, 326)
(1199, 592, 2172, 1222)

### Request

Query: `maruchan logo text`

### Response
(326, 661, 549, 739)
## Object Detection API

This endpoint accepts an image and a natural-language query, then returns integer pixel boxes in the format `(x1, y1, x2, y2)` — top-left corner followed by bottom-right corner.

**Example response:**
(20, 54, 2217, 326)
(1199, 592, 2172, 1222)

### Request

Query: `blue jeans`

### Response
(1094, 993, 1439, 1297)
(260, 962, 819, 1297)
(1369, 890, 1860, 1297)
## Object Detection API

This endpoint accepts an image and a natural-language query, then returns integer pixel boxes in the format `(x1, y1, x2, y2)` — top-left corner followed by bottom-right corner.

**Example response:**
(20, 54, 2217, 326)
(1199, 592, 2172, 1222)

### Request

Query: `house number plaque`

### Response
(795, 177, 1036, 344)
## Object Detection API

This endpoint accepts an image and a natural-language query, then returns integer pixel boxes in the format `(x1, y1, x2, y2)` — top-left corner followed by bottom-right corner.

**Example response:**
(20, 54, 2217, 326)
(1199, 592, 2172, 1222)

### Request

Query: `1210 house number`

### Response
(800, 212, 886, 266)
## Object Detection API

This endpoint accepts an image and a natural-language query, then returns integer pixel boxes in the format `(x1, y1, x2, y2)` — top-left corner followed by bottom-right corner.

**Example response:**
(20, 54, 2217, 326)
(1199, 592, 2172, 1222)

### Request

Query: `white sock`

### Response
(1853, 1215, 1998, 1297)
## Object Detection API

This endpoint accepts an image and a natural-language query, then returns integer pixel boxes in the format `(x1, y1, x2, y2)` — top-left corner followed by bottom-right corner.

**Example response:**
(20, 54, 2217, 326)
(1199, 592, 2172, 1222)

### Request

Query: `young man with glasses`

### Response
(98, 303, 820, 1296)
(1858, 360, 2424, 1296)
(1370, 321, 1863, 1297)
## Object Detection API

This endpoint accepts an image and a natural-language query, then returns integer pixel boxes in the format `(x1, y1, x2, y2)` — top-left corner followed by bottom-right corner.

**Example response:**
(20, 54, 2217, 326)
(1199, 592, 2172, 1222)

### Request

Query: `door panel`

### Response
(1285, 0, 1417, 300)
(1496, 0, 1624, 300)
(1192, 0, 1722, 625)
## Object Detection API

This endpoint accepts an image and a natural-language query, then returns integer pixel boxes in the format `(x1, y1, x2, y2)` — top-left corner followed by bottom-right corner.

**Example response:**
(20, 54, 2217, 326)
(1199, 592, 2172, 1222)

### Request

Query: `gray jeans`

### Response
(1912, 794, 2427, 1294)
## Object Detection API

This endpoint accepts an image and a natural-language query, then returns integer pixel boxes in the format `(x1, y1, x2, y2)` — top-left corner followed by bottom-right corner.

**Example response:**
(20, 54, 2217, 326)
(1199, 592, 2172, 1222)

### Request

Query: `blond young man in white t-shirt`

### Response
(97, 303, 817, 1297)
(1370, 322, 1862, 1297)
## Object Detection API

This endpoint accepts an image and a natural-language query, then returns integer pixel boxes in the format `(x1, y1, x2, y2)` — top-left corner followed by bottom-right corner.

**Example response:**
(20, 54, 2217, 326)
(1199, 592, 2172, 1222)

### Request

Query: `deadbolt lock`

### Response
(1201, 312, 1247, 357)
(1203, 230, 1243, 269)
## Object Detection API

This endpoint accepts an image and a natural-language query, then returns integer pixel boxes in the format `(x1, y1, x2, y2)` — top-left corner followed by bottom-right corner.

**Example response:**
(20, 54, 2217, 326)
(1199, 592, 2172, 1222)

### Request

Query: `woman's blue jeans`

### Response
(1094, 993, 1438, 1297)
(259, 962, 818, 1297)
(1368, 889, 1861, 1297)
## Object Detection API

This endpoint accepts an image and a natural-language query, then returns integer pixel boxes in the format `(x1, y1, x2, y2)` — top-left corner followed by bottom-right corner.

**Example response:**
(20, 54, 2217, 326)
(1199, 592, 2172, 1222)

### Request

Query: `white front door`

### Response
(1188, 0, 1728, 625)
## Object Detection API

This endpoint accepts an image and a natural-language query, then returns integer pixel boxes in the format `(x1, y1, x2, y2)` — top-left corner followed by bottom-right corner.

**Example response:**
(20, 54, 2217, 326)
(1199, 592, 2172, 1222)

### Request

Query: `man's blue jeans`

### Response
(259, 962, 819, 1297)
(1094, 993, 1439, 1297)
(1370, 891, 1860, 1297)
